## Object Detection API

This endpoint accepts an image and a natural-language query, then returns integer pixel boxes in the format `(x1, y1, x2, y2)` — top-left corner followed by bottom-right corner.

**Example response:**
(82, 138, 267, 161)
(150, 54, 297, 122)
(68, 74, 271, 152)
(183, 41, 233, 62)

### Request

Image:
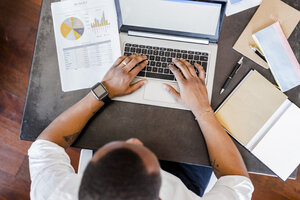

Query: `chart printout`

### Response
(51, 0, 121, 92)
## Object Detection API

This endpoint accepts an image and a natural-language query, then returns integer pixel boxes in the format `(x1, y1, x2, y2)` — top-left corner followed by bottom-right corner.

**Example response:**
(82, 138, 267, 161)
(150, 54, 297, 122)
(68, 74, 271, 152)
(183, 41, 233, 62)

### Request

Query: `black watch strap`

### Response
(101, 93, 112, 104)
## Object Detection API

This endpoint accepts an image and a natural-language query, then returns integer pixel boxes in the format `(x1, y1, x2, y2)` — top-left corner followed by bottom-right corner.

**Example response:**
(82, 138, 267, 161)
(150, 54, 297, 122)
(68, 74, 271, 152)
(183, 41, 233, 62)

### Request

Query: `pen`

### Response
(249, 45, 267, 62)
(220, 57, 243, 95)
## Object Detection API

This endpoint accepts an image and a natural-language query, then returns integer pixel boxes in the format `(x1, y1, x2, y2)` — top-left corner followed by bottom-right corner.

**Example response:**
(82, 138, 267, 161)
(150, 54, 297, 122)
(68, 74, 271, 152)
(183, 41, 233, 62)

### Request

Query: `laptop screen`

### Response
(117, 0, 224, 40)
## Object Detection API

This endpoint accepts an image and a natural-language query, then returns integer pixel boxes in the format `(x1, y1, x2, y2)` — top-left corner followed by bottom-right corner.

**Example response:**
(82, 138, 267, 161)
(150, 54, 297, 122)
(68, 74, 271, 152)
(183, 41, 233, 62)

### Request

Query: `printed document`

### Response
(51, 0, 121, 92)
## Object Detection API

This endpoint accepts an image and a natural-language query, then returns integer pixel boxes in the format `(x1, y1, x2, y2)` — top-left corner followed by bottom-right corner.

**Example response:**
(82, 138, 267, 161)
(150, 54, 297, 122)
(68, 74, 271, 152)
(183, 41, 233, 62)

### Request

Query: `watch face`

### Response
(94, 84, 107, 99)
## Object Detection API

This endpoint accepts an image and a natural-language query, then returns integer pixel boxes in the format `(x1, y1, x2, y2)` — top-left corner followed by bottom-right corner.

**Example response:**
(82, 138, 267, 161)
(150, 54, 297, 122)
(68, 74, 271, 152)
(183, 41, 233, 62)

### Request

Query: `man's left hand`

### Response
(102, 54, 148, 98)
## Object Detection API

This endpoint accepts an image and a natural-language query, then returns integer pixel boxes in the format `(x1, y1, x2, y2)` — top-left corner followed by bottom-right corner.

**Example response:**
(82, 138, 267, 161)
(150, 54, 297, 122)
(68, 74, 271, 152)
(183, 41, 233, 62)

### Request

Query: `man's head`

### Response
(79, 138, 162, 200)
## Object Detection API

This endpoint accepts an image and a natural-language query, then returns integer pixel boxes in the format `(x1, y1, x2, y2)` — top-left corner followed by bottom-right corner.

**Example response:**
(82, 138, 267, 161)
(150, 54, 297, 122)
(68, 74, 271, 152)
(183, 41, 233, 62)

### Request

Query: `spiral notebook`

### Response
(215, 70, 300, 181)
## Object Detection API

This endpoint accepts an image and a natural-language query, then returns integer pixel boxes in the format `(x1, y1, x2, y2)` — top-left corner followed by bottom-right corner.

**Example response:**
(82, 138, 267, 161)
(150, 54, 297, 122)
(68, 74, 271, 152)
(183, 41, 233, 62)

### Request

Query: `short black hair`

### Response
(79, 148, 161, 200)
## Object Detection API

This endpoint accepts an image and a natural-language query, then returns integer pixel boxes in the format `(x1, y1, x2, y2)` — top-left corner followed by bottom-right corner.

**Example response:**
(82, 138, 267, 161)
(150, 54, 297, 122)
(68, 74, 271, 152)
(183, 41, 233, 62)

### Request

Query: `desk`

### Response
(21, 0, 299, 179)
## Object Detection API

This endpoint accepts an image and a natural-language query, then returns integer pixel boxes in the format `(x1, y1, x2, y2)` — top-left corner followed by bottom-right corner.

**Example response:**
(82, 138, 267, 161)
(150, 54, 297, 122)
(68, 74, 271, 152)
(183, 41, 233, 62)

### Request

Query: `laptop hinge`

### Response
(128, 31, 209, 45)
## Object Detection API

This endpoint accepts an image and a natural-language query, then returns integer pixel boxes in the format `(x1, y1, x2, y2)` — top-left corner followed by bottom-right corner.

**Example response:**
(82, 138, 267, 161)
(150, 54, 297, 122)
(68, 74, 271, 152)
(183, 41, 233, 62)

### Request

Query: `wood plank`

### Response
(0, 169, 30, 200)
(0, 143, 25, 176)
(0, 89, 25, 123)
(0, 63, 29, 99)
(0, 123, 32, 154)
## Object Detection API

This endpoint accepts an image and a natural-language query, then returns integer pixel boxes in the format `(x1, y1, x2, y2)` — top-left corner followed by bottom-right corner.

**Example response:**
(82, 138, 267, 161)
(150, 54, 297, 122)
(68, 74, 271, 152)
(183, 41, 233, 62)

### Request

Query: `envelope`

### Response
(233, 0, 300, 69)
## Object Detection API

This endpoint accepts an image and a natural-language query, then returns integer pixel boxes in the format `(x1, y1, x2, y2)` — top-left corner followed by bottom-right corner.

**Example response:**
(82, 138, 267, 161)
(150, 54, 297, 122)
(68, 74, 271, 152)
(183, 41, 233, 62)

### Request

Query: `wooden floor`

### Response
(0, 0, 299, 199)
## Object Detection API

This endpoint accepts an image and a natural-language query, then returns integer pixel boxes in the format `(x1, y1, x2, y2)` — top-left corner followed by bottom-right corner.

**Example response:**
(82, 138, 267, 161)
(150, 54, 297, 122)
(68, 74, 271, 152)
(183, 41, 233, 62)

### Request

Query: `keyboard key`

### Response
(176, 53, 182, 58)
(146, 46, 152, 49)
(188, 51, 194, 54)
(182, 54, 188, 59)
(125, 43, 131, 47)
(132, 44, 138, 47)
(150, 61, 155, 66)
(139, 45, 145, 48)
(171, 53, 176, 57)
(174, 49, 180, 52)
(149, 56, 155, 60)
(194, 55, 200, 60)
(137, 71, 145, 77)
(130, 48, 136, 52)
(202, 53, 209, 56)
(146, 72, 174, 80)
(160, 47, 167, 51)
(156, 62, 161, 67)
(161, 57, 166, 62)
(159, 51, 165, 56)
(167, 48, 173, 51)
(165, 52, 170, 57)
(142, 49, 147, 54)
(195, 51, 201, 55)
(155, 56, 161, 61)
(201, 62, 207, 69)
(136, 49, 141, 53)
(188, 55, 193, 59)
(181, 50, 187, 53)
(154, 51, 159, 55)
(200, 56, 208, 61)
(153, 47, 159, 50)
(167, 58, 172, 62)
(124, 53, 131, 56)
(164, 69, 170, 74)
(152, 67, 158, 72)
(162, 63, 168, 68)
(158, 68, 163, 73)
(148, 50, 153, 54)
(146, 67, 152, 71)
(124, 47, 130, 52)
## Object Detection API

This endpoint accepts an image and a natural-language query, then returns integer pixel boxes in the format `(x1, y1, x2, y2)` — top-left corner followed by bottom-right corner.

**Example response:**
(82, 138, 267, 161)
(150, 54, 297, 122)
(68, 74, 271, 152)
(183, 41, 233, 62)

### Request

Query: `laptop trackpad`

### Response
(144, 81, 178, 103)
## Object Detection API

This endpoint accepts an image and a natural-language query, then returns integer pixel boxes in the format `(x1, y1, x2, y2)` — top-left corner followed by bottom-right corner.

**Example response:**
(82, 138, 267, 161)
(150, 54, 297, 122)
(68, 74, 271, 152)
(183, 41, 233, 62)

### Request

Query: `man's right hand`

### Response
(163, 58, 213, 118)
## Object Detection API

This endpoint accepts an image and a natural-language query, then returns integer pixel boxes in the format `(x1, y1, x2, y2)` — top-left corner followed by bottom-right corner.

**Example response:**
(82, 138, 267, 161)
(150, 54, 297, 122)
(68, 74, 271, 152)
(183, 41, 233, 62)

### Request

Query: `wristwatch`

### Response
(91, 82, 112, 104)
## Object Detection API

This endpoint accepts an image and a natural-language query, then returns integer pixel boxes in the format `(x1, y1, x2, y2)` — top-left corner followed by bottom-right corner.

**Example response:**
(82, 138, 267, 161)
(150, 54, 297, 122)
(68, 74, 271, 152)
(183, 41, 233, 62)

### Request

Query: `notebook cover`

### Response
(215, 70, 287, 146)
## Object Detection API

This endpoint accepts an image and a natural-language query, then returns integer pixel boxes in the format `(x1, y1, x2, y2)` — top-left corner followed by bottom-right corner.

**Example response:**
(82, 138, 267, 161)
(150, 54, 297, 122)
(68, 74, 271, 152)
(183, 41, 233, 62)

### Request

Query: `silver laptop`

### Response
(114, 0, 226, 110)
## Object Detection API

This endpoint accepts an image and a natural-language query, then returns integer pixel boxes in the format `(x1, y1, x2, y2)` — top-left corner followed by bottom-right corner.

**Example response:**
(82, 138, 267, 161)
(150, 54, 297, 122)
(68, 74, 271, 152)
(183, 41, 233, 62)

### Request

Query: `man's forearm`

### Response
(195, 111, 249, 178)
(38, 92, 104, 148)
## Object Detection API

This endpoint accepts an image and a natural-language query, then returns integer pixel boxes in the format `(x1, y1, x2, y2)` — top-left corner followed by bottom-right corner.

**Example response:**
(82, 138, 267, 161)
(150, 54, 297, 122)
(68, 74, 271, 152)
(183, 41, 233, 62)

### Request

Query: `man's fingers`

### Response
(180, 59, 197, 77)
(119, 54, 136, 68)
(127, 80, 147, 94)
(113, 56, 127, 67)
(173, 59, 192, 79)
(195, 63, 206, 82)
(124, 55, 147, 72)
(163, 84, 181, 102)
(130, 60, 148, 76)
(169, 64, 184, 83)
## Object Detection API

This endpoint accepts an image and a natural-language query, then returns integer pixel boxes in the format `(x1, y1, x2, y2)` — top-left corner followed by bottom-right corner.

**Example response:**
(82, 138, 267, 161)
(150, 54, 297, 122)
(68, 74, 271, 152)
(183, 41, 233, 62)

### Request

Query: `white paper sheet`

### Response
(226, 0, 262, 16)
(252, 102, 300, 181)
(51, 0, 121, 92)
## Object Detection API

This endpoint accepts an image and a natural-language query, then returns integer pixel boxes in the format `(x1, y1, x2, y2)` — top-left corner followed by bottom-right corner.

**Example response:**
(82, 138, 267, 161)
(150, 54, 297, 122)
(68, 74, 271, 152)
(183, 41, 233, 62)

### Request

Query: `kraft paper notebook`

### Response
(233, 0, 300, 69)
(215, 70, 300, 181)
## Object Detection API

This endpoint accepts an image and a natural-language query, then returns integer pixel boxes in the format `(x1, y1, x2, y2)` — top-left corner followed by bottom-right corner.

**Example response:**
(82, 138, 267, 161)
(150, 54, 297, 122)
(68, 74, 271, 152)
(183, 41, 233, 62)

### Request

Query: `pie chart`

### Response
(61, 17, 84, 40)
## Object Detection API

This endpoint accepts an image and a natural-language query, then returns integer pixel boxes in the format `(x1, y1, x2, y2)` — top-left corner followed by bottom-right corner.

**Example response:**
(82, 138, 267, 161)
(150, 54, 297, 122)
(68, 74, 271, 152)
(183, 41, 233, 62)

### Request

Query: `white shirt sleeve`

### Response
(28, 139, 81, 200)
(160, 169, 254, 200)
(202, 175, 254, 200)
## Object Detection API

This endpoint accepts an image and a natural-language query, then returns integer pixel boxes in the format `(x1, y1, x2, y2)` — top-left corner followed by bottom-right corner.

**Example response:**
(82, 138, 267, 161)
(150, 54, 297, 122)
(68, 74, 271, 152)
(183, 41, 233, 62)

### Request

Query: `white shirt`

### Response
(28, 140, 254, 200)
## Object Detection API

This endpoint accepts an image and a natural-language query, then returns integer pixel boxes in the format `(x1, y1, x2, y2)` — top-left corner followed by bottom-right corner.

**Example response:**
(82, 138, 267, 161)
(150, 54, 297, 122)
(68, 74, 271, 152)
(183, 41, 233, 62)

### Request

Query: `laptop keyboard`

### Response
(123, 43, 209, 81)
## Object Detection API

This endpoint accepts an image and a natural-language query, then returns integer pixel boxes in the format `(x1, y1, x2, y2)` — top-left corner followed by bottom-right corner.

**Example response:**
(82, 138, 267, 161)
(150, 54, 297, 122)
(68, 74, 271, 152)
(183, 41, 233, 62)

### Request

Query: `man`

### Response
(28, 54, 254, 200)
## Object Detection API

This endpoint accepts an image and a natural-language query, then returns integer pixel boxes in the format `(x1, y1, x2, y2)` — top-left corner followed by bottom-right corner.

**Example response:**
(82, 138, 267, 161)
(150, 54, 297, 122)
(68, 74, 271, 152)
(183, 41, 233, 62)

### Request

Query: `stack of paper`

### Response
(253, 22, 300, 92)
(233, 0, 300, 69)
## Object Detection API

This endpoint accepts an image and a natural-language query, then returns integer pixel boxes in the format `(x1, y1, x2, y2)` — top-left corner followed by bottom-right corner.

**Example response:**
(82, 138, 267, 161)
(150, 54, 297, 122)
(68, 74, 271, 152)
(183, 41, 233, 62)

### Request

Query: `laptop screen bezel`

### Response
(115, 0, 227, 43)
